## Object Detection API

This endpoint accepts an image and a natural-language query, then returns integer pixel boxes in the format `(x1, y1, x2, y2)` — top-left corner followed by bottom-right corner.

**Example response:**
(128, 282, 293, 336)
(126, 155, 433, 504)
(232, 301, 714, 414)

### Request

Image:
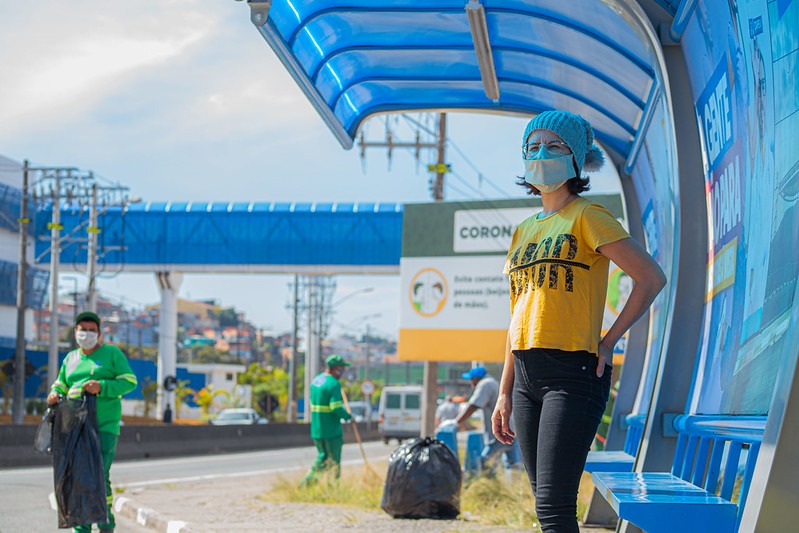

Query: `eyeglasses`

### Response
(522, 140, 571, 159)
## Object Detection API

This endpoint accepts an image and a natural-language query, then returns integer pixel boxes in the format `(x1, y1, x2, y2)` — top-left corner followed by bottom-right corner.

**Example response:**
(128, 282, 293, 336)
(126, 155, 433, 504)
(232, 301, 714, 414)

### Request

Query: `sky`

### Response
(0, 1, 621, 339)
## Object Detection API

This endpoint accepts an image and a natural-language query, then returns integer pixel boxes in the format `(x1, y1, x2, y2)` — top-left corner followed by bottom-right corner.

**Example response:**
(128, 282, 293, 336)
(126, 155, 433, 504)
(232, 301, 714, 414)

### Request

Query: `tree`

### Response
(238, 363, 290, 420)
(192, 345, 239, 365)
(140, 377, 158, 418)
(195, 385, 229, 419)
(173, 379, 195, 420)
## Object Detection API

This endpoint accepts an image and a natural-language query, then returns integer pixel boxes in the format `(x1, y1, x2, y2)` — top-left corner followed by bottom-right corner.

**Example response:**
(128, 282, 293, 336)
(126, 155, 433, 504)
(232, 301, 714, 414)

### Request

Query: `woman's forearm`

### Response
(498, 329, 515, 397)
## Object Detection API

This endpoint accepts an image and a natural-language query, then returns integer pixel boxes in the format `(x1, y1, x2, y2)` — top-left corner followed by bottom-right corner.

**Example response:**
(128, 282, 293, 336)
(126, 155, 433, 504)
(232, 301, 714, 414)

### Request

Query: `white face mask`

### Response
(524, 154, 576, 193)
(75, 330, 99, 350)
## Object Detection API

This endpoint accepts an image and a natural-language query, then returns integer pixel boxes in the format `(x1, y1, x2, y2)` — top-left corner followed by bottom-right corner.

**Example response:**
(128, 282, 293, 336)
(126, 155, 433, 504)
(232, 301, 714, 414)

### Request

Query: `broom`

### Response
(341, 388, 382, 482)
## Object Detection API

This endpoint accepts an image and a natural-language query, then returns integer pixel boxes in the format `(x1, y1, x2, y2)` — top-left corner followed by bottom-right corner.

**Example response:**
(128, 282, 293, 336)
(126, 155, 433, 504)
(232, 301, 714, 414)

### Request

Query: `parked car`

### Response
(347, 401, 379, 423)
(209, 408, 268, 426)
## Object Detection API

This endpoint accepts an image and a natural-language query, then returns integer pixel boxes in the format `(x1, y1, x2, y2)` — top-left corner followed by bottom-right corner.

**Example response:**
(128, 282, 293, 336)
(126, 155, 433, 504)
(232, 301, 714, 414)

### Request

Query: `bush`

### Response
(26, 398, 48, 415)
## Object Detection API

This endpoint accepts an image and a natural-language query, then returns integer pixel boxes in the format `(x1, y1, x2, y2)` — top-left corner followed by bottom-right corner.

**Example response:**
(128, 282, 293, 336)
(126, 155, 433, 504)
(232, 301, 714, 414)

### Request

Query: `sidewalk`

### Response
(113, 470, 614, 533)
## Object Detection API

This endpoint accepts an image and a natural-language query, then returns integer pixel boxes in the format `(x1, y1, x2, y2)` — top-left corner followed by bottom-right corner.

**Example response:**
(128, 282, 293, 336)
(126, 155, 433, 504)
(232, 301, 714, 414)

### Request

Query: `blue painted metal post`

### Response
(436, 425, 459, 462)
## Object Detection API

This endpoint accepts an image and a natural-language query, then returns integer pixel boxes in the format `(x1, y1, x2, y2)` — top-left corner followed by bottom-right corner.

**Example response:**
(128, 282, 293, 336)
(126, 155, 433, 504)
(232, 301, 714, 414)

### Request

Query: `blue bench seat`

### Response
(584, 450, 636, 472)
(592, 415, 766, 533)
(584, 413, 645, 473)
(593, 472, 737, 533)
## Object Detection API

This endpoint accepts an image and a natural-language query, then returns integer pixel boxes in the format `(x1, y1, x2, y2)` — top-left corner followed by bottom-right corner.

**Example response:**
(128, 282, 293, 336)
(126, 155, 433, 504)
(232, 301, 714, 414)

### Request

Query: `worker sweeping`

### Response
(301, 354, 352, 485)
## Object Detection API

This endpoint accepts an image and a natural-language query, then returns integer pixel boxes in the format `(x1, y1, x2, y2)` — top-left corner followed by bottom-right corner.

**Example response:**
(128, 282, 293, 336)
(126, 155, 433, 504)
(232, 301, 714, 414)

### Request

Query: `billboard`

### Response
(398, 195, 625, 361)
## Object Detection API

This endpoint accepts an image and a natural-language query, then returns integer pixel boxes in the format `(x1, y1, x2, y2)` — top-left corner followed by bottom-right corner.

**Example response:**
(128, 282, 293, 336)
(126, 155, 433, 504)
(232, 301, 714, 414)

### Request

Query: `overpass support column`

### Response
(156, 271, 183, 420)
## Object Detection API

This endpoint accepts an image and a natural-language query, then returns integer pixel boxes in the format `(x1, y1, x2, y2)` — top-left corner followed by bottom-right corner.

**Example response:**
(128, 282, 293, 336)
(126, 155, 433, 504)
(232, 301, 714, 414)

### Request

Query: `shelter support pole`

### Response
(156, 272, 183, 419)
(617, 44, 707, 533)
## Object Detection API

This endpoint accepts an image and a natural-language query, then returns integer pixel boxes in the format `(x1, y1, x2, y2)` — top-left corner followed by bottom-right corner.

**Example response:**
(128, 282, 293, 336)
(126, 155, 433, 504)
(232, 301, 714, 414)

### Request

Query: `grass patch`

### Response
(265, 466, 385, 509)
(461, 471, 536, 528)
(264, 463, 599, 531)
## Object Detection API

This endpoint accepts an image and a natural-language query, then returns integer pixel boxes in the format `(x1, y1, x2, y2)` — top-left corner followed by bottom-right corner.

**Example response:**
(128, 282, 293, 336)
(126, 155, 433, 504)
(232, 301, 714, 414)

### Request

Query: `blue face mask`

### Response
(523, 153, 576, 193)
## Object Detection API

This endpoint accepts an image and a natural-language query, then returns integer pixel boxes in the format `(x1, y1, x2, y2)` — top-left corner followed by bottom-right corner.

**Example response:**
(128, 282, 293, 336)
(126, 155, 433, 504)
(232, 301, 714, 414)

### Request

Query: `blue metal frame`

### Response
(624, 81, 661, 174)
(670, 0, 698, 42)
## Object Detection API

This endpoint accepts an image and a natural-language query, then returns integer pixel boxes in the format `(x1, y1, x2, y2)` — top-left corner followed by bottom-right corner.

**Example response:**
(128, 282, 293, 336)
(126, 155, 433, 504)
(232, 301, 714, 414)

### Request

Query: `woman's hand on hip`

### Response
(491, 394, 515, 445)
(597, 339, 613, 377)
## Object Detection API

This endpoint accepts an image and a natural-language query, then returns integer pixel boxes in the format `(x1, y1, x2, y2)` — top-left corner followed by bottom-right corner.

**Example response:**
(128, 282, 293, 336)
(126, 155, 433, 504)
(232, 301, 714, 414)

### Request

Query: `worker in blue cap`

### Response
(456, 365, 520, 474)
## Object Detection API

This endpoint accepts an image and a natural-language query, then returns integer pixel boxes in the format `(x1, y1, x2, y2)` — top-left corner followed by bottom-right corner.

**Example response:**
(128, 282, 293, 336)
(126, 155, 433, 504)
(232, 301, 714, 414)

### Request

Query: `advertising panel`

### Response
(398, 195, 625, 361)
(685, 0, 799, 414)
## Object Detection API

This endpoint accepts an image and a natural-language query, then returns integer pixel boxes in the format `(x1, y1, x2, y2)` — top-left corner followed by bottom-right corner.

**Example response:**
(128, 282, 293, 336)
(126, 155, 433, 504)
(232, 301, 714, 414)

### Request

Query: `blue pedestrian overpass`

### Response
(33, 201, 403, 274)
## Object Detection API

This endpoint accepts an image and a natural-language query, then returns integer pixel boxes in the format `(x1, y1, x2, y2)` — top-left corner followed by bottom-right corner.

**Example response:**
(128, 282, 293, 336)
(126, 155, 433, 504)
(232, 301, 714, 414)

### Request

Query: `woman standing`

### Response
(492, 110, 666, 532)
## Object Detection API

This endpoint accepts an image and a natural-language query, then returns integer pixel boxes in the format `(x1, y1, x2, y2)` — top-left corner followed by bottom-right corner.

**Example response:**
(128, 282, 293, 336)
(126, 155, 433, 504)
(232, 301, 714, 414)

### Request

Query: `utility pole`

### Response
(304, 277, 314, 423)
(29, 166, 125, 386)
(288, 275, 299, 422)
(12, 161, 29, 425)
(359, 112, 449, 437)
(47, 174, 62, 389)
(421, 113, 447, 437)
(86, 181, 99, 312)
(364, 324, 371, 382)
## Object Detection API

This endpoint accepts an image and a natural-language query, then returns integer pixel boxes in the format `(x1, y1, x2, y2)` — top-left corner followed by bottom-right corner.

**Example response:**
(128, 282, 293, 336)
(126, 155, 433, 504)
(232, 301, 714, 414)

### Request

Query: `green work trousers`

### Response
(303, 437, 344, 483)
(74, 431, 118, 532)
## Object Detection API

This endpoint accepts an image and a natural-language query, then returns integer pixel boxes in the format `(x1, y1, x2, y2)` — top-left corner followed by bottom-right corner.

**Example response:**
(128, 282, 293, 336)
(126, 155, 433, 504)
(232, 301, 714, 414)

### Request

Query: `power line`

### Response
(446, 138, 510, 197)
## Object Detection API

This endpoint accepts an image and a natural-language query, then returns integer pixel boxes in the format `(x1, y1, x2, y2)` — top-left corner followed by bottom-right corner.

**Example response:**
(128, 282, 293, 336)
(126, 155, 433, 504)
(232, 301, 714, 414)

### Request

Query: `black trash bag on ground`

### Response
(380, 437, 462, 519)
(33, 405, 56, 454)
(52, 394, 108, 529)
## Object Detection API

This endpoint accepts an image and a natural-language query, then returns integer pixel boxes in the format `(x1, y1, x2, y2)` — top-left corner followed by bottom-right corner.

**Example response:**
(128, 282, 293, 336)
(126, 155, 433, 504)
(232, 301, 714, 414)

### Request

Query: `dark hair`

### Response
(515, 175, 591, 196)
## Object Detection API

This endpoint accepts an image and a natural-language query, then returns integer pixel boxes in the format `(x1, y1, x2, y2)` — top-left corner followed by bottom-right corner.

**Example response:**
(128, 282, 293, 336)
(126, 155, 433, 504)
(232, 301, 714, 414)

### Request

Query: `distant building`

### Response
(0, 154, 49, 348)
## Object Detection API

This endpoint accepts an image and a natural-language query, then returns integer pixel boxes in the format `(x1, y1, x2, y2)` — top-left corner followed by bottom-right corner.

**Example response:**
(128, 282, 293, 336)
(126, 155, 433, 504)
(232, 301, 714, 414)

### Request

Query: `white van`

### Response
(378, 385, 423, 444)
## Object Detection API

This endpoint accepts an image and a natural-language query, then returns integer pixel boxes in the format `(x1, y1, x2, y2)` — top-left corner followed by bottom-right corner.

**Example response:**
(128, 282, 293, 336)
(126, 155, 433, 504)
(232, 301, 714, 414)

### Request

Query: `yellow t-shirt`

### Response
(503, 197, 630, 355)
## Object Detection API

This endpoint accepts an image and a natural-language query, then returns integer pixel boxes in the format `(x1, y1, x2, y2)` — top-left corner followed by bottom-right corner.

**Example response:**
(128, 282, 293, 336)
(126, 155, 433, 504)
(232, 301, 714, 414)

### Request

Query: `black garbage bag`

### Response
(380, 437, 462, 519)
(33, 405, 56, 454)
(52, 394, 108, 529)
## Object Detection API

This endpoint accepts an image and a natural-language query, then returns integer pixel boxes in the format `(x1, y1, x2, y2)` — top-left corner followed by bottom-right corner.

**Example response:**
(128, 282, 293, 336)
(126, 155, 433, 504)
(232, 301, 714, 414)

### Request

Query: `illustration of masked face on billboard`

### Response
(410, 268, 448, 317)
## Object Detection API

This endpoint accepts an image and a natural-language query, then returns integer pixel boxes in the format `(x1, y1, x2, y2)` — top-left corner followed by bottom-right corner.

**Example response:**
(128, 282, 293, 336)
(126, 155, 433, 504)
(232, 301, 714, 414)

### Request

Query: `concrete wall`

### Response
(0, 422, 381, 468)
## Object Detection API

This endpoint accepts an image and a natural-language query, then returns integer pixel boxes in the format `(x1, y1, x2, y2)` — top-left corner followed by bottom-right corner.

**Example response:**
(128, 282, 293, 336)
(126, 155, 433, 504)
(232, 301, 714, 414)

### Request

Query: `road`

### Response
(0, 440, 394, 533)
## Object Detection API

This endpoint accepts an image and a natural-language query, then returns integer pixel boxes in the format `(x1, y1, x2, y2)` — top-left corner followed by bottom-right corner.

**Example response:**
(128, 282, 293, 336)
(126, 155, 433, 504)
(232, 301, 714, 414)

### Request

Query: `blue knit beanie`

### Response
(522, 110, 605, 174)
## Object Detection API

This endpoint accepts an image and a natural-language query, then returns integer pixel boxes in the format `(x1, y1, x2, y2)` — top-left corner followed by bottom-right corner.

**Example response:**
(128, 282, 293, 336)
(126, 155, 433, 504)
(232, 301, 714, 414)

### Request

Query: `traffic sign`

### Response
(360, 380, 375, 396)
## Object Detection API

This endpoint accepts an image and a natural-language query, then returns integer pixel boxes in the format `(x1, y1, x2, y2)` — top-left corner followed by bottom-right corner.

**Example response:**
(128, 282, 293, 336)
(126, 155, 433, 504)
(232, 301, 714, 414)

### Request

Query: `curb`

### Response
(114, 496, 191, 533)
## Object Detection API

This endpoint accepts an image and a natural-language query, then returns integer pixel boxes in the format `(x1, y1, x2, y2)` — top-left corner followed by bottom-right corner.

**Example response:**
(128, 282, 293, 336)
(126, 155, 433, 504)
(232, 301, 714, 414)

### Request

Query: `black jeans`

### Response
(512, 348, 611, 533)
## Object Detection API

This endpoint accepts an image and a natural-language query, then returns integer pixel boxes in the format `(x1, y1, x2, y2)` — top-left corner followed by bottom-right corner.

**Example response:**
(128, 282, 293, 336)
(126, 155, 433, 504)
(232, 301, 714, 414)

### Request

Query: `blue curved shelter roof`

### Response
(249, 0, 671, 165)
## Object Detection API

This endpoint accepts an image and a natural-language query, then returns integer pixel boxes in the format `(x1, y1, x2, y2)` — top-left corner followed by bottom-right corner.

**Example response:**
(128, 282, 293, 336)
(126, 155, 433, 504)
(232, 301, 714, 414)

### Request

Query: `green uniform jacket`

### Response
(309, 372, 351, 439)
(50, 344, 138, 435)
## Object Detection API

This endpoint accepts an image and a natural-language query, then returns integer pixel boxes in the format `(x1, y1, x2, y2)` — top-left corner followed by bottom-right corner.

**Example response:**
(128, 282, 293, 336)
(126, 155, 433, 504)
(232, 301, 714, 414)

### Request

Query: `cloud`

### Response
(0, 1, 321, 154)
